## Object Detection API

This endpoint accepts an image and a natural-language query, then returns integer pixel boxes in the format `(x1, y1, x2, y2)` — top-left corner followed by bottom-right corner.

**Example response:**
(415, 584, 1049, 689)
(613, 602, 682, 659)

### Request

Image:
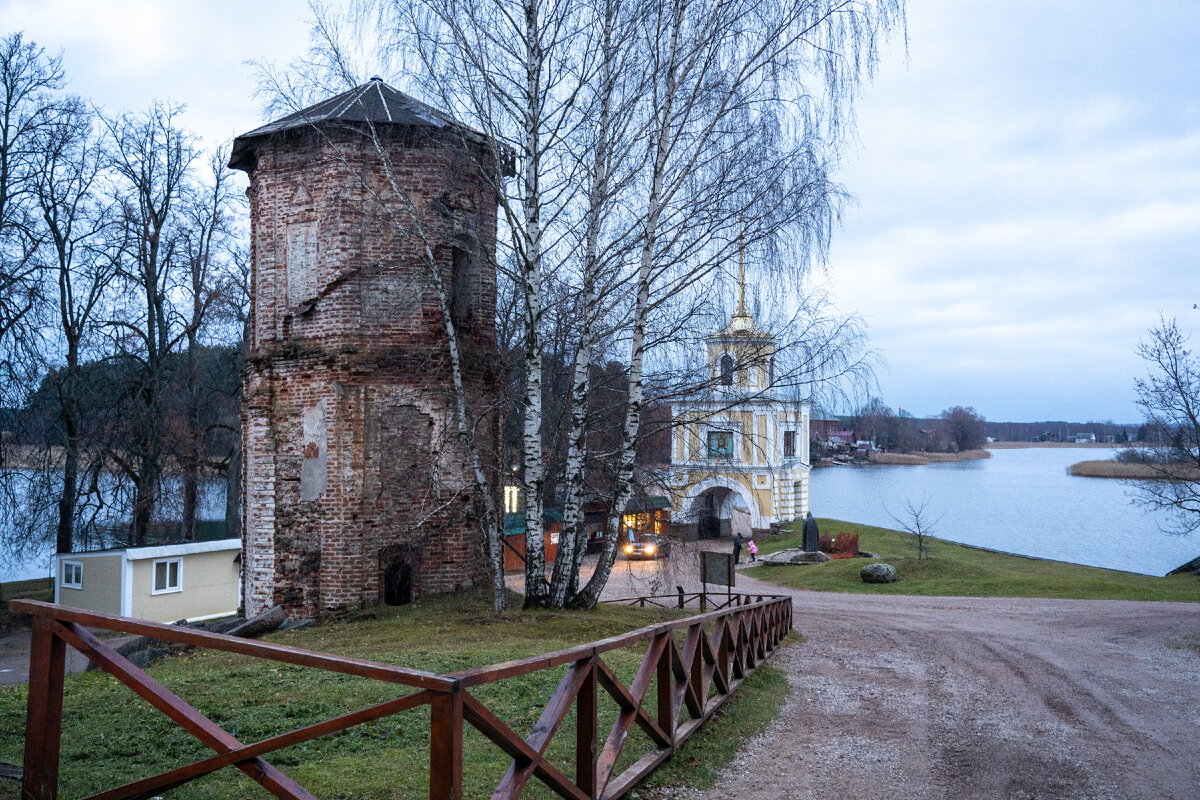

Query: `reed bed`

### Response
(1068, 460, 1200, 479)
(869, 449, 991, 466)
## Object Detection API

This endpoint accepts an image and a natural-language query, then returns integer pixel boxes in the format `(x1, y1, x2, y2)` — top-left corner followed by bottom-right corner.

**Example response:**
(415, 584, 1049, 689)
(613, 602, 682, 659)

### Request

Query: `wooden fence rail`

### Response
(12, 593, 792, 800)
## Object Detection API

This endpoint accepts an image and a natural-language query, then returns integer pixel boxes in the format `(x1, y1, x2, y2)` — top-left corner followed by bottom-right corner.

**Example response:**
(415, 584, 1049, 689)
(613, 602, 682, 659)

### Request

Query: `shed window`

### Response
(62, 561, 83, 590)
(152, 558, 182, 594)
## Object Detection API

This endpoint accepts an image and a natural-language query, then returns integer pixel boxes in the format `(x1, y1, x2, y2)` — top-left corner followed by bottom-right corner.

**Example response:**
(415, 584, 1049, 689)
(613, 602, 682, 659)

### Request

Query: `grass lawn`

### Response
(753, 519, 1200, 602)
(0, 592, 793, 799)
(0, 578, 52, 634)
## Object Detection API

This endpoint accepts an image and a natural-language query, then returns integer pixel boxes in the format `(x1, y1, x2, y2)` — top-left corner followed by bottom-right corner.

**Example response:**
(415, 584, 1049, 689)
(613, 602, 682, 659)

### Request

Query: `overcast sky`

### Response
(3, 0, 1196, 424)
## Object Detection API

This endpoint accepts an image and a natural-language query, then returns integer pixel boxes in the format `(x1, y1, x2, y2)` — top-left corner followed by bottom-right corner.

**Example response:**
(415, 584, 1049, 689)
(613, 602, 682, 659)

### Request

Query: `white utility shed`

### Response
(54, 539, 241, 623)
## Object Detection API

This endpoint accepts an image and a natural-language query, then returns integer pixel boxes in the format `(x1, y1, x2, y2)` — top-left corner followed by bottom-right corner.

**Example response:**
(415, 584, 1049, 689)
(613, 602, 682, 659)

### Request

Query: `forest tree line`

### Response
(0, 32, 245, 558)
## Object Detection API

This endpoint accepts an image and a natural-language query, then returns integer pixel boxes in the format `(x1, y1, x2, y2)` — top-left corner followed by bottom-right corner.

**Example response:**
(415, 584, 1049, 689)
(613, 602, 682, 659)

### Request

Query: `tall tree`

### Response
(29, 97, 114, 553)
(103, 103, 198, 546)
(939, 405, 986, 452)
(0, 32, 63, 357)
(1130, 318, 1200, 534)
(175, 149, 241, 542)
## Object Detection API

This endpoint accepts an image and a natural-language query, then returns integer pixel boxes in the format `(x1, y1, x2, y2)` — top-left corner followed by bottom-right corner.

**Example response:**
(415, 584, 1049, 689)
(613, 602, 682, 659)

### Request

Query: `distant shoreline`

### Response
(868, 449, 991, 466)
(986, 441, 1123, 449)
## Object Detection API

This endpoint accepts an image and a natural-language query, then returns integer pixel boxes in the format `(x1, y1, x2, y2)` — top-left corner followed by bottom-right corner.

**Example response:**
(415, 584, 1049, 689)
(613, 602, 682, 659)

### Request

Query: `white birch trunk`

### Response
(520, 0, 550, 606)
(549, 0, 619, 607)
(573, 0, 680, 608)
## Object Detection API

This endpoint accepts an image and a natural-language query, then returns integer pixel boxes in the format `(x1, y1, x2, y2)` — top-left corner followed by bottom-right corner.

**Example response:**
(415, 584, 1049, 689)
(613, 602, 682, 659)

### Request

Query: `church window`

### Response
(707, 431, 734, 459)
(720, 354, 734, 385)
(784, 431, 796, 457)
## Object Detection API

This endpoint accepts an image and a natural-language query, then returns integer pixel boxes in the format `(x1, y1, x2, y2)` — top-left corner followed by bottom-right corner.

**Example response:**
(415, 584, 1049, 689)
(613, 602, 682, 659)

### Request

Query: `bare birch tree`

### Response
(574, 0, 904, 607)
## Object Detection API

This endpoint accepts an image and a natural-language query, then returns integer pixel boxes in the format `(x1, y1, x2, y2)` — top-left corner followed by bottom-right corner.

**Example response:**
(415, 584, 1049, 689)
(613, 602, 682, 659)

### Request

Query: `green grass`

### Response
(753, 519, 1200, 602)
(0, 591, 795, 799)
(638, 632, 799, 796)
(0, 578, 52, 634)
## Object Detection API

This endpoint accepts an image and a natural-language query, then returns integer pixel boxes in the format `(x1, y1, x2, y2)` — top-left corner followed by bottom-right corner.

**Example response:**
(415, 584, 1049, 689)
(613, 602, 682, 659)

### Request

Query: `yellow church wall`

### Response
(688, 415, 702, 461)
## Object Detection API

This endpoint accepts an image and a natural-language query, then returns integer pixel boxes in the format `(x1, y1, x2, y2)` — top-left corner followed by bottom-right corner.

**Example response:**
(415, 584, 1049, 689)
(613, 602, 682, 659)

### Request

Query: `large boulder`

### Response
(762, 548, 832, 565)
(860, 563, 897, 583)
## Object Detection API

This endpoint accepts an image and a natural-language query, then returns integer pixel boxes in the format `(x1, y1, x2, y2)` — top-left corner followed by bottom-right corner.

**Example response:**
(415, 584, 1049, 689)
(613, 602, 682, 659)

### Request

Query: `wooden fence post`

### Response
(429, 688, 463, 800)
(23, 616, 66, 800)
(577, 656, 598, 798)
(657, 641, 673, 740)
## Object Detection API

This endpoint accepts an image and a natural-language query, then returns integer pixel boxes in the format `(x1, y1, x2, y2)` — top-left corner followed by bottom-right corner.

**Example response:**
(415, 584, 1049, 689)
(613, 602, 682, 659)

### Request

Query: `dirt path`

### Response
(646, 568, 1200, 800)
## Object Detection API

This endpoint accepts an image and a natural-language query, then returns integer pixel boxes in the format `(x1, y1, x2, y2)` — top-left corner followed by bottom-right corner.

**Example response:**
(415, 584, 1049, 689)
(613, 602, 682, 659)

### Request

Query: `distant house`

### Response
(1071, 432, 1097, 444)
(54, 539, 241, 623)
(826, 430, 855, 450)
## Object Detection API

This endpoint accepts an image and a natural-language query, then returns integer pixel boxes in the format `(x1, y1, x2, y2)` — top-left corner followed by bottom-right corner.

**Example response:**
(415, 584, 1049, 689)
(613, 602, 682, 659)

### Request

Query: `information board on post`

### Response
(701, 551, 735, 588)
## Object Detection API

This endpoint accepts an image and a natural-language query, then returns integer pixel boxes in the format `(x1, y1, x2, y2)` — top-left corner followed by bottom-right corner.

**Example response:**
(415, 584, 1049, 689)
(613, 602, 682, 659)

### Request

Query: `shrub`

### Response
(819, 532, 858, 557)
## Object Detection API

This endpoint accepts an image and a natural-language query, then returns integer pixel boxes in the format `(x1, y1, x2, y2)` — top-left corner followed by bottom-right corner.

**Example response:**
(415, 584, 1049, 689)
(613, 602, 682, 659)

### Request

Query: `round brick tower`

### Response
(229, 79, 505, 618)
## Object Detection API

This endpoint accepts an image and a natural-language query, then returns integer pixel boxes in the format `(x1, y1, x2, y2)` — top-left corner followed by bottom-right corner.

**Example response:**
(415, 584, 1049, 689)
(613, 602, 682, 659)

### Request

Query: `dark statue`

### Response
(802, 512, 819, 552)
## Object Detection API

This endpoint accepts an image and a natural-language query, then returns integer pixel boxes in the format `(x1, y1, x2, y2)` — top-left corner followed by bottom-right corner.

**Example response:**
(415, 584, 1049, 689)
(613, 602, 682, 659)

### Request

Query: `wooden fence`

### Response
(12, 592, 792, 800)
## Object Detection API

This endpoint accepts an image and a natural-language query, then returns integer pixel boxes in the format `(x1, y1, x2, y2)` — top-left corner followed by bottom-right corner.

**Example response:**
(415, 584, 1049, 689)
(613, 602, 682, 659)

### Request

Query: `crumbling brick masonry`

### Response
(229, 80, 505, 619)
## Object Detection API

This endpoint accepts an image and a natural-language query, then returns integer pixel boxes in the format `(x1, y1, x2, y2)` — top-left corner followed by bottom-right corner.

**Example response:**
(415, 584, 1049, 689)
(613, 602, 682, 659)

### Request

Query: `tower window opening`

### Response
(720, 353, 734, 385)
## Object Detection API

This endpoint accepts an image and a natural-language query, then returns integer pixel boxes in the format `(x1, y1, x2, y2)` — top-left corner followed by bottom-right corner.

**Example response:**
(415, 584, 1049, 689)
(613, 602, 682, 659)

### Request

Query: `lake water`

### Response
(810, 447, 1199, 576)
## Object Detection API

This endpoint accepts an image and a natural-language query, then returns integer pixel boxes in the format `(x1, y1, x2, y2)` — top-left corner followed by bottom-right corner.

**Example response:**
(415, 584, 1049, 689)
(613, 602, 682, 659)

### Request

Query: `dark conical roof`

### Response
(229, 78, 495, 171)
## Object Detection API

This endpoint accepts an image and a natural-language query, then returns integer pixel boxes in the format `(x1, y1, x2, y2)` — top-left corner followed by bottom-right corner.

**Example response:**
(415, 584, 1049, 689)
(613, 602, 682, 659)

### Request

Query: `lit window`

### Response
(153, 558, 182, 594)
(62, 561, 83, 589)
(707, 431, 734, 458)
(503, 485, 521, 514)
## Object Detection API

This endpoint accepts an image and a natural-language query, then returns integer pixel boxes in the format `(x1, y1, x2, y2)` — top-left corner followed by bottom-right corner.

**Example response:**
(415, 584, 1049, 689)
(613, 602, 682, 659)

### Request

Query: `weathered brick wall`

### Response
(238, 125, 500, 619)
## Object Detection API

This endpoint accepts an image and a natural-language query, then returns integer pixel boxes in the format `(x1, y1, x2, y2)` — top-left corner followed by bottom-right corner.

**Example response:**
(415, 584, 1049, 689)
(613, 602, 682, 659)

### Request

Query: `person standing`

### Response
(733, 532, 743, 564)
(748, 538, 758, 562)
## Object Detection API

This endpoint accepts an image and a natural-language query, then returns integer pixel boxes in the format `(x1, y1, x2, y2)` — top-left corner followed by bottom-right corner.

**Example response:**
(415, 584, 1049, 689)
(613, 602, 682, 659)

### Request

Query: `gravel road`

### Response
(585, 547, 1200, 800)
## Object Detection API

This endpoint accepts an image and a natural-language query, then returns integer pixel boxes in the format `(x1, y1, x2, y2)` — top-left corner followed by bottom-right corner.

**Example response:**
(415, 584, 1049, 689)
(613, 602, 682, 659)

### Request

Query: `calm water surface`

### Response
(810, 447, 1199, 576)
